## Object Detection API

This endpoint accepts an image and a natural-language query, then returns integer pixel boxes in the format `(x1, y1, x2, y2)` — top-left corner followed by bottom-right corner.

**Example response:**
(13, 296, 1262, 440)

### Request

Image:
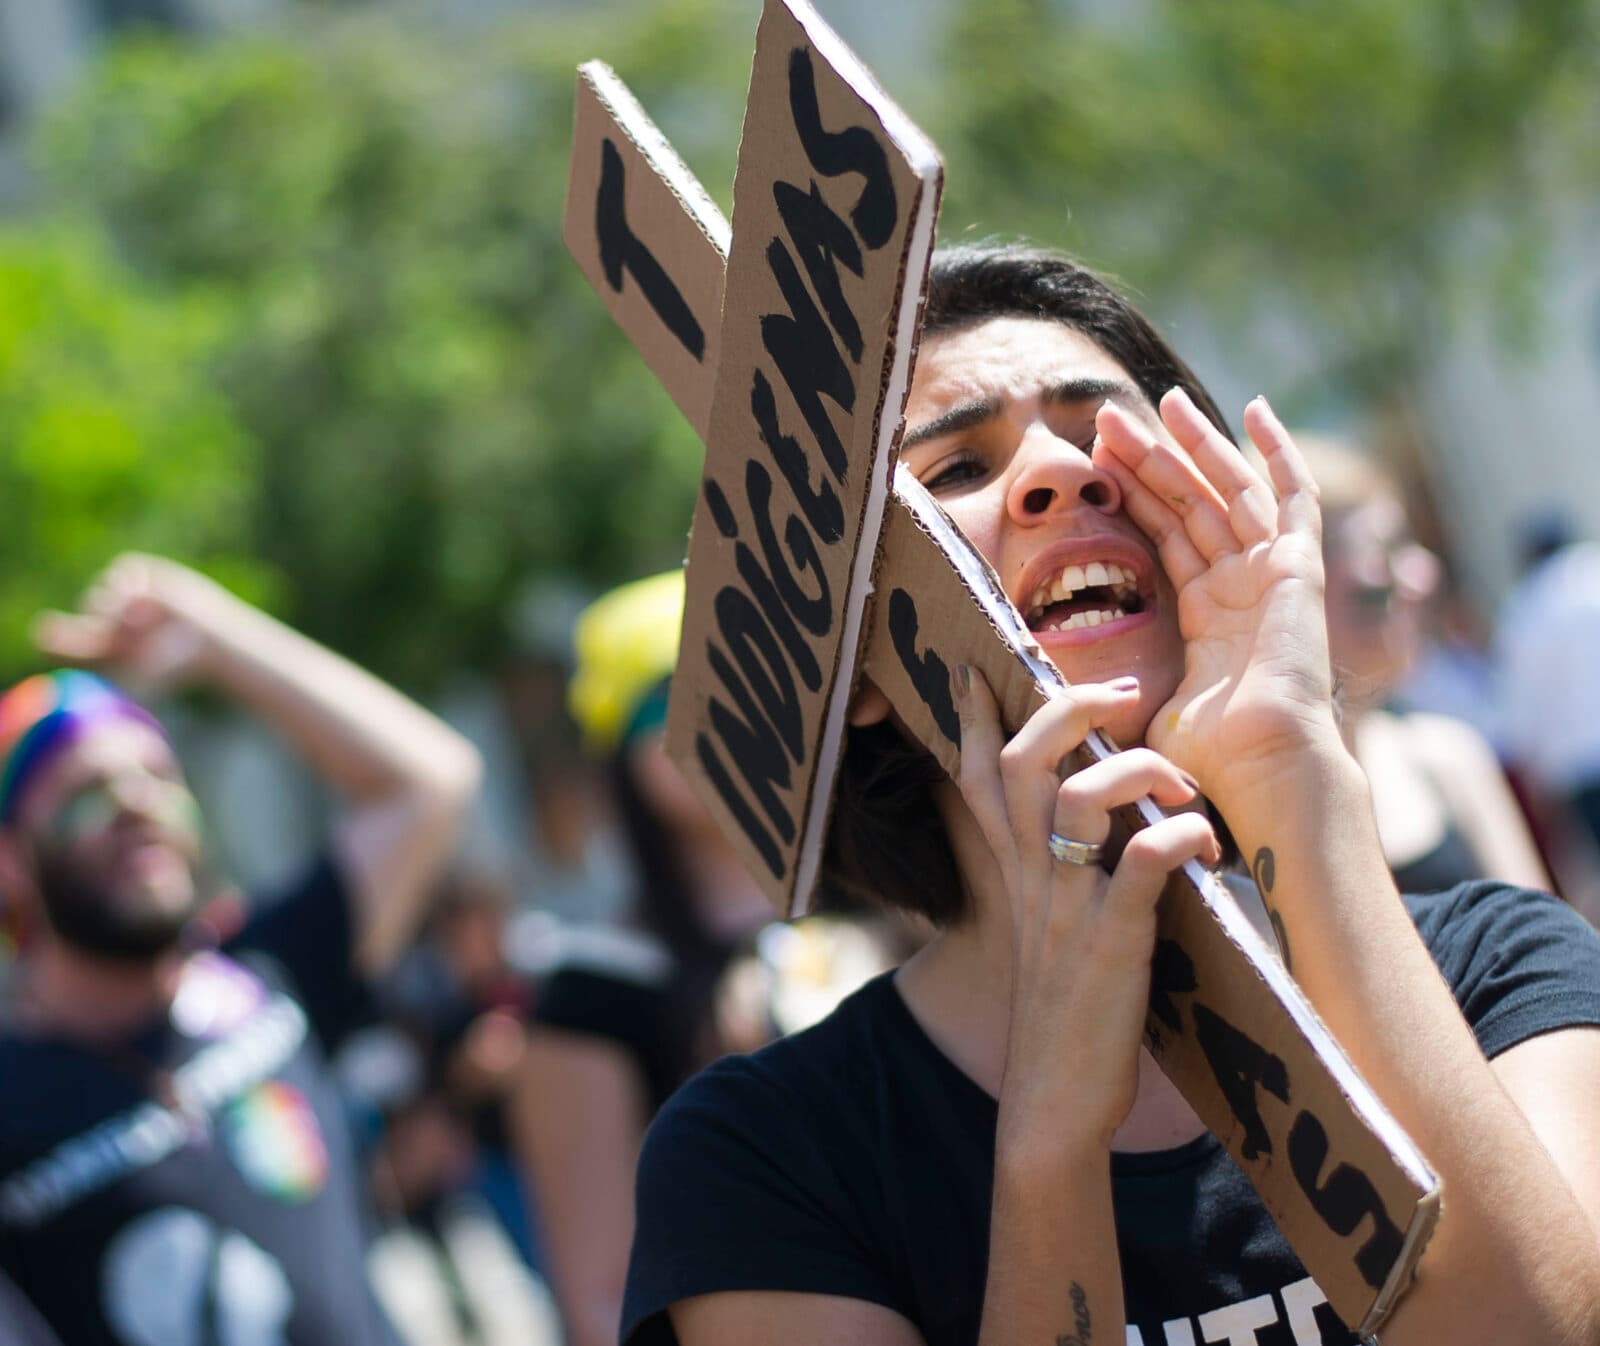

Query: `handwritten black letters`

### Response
(595, 137, 708, 360)
(691, 47, 899, 879)
(1150, 939, 1404, 1290)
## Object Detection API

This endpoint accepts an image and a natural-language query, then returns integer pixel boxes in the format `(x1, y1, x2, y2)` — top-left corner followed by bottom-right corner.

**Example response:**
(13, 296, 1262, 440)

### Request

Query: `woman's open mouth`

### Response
(1022, 559, 1147, 634)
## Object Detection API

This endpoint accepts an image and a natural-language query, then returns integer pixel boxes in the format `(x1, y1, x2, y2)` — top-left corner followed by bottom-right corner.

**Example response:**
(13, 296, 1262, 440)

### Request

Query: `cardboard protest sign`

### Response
(565, 61, 730, 442)
(561, 1, 1438, 1332)
(664, 0, 940, 916)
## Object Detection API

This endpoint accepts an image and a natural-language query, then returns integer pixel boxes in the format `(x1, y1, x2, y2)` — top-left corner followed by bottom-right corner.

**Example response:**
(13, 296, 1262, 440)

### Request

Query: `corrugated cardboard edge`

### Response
(1358, 1185, 1441, 1339)
(778, 0, 944, 919)
(1182, 862, 1441, 1339)
(575, 60, 732, 258)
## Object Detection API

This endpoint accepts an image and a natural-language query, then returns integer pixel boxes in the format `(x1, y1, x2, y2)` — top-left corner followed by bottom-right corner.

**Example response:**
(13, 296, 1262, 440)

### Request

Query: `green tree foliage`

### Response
(930, 0, 1600, 396)
(30, 1, 753, 689)
(0, 222, 266, 676)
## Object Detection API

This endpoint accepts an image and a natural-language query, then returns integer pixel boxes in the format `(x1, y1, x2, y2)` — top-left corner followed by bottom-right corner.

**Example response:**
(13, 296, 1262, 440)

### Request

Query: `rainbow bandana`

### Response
(0, 671, 165, 827)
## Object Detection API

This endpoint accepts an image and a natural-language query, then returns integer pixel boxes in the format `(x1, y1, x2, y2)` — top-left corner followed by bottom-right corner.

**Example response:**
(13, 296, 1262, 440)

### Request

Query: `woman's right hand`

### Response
(951, 667, 1220, 1164)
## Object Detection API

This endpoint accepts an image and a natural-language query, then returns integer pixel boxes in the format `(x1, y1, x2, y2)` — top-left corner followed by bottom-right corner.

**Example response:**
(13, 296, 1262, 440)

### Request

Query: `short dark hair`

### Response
(822, 243, 1230, 927)
(922, 242, 1232, 437)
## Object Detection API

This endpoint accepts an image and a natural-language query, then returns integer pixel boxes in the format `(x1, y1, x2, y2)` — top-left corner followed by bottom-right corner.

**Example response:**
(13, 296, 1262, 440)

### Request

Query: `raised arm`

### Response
(1097, 391, 1600, 1345)
(510, 1028, 651, 1346)
(36, 552, 482, 973)
(946, 672, 1220, 1346)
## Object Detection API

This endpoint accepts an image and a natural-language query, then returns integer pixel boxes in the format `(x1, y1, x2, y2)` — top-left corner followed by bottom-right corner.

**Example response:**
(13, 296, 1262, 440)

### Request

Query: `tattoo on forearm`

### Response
(1251, 845, 1275, 894)
(1253, 846, 1292, 971)
(1055, 1283, 1092, 1346)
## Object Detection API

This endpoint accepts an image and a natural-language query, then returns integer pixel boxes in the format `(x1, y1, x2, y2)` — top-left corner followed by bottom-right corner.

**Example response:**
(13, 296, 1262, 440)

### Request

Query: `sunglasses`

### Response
(47, 775, 201, 847)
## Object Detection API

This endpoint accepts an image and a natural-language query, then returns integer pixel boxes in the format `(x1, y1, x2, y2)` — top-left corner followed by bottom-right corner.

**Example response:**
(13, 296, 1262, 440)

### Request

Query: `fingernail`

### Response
(1108, 675, 1140, 693)
(951, 663, 972, 704)
(1179, 769, 1200, 792)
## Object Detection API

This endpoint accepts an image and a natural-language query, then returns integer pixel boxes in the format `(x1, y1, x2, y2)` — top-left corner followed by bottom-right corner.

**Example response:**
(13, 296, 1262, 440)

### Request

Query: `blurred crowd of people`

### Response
(0, 553, 909, 1346)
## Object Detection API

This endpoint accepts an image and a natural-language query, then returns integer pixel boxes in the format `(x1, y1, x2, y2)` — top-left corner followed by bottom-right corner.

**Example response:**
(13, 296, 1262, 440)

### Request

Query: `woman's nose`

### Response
(1005, 425, 1122, 524)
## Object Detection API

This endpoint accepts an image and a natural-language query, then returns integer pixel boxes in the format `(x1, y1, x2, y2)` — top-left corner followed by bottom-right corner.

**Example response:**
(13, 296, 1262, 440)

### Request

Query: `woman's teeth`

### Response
(1023, 560, 1143, 630)
(1039, 607, 1124, 632)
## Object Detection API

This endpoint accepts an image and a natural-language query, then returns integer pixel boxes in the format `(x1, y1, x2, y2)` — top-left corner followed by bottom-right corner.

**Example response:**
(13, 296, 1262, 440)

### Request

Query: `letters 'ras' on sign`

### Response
(561, 1, 1438, 1335)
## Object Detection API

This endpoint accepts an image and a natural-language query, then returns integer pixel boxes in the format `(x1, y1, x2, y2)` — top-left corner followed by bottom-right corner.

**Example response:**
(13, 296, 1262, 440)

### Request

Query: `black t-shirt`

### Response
(624, 882, 1600, 1346)
(0, 858, 400, 1346)
(1387, 819, 1483, 895)
(532, 925, 684, 1112)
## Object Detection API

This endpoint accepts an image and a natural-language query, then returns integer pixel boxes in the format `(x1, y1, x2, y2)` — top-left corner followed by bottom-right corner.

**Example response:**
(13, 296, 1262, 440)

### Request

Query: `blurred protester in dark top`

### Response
(1298, 436, 1549, 892)
(345, 866, 562, 1346)
(0, 553, 480, 1346)
(510, 571, 905, 1346)
(360, 868, 538, 1245)
(1394, 568, 1503, 750)
(510, 571, 774, 1346)
(1496, 512, 1600, 862)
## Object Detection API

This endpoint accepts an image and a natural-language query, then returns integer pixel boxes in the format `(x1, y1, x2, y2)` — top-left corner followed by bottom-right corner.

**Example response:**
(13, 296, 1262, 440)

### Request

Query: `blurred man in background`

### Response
(0, 553, 481, 1346)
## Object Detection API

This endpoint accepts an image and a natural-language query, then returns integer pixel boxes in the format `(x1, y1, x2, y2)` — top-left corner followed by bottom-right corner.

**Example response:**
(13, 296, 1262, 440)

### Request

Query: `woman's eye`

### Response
(921, 453, 985, 493)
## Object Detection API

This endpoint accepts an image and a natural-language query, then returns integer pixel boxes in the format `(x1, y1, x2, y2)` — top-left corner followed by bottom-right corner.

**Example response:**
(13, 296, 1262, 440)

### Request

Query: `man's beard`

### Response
(32, 844, 201, 963)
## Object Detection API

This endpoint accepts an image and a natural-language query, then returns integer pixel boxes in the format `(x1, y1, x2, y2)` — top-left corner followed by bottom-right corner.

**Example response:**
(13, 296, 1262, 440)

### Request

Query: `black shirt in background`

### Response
(624, 882, 1600, 1346)
(532, 925, 682, 1112)
(0, 858, 399, 1346)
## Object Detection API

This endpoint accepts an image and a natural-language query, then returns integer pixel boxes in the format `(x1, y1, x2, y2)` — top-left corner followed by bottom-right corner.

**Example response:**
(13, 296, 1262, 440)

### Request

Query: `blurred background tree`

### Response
(15, 0, 753, 689)
(0, 219, 266, 672)
(930, 0, 1600, 403)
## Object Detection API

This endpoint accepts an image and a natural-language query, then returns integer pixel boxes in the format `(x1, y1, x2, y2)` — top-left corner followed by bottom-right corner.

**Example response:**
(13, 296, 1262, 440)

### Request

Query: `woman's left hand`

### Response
(1093, 391, 1338, 809)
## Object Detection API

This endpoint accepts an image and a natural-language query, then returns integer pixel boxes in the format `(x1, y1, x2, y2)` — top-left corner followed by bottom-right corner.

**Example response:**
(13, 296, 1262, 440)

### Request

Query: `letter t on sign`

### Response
(570, 0, 940, 915)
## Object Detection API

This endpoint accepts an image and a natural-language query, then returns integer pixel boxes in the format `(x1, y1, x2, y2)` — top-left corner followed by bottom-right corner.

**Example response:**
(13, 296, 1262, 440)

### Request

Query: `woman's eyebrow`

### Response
(902, 394, 1003, 449)
(1042, 375, 1140, 409)
(902, 376, 1144, 451)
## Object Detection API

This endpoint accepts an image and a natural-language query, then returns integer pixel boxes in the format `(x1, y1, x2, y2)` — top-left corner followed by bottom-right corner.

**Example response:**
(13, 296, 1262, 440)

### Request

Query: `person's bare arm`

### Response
(1099, 393, 1600, 1345)
(36, 553, 482, 973)
(1490, 1027, 1600, 1241)
(510, 1027, 650, 1346)
(672, 1292, 926, 1346)
(1223, 754, 1600, 1343)
(952, 674, 1219, 1346)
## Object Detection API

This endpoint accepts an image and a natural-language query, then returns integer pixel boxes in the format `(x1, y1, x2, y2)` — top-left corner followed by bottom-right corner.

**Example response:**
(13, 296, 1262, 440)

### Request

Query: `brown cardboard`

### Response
(663, 0, 941, 918)
(560, 3, 1438, 1333)
(564, 60, 730, 442)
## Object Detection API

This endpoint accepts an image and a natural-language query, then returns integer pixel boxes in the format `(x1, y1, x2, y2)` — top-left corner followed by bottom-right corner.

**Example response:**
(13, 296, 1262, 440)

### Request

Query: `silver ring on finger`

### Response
(1048, 832, 1105, 866)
